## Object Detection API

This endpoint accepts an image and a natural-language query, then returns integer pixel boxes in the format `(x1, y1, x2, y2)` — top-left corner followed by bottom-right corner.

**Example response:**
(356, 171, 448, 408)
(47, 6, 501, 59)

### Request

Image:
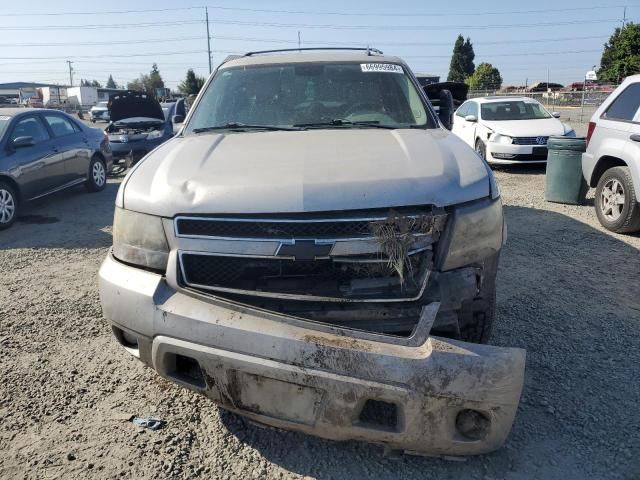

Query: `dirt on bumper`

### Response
(99, 253, 526, 456)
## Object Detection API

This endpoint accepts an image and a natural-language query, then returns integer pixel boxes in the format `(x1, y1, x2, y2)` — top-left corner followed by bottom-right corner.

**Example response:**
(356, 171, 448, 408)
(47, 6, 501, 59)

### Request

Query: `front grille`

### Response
(175, 207, 445, 239)
(512, 136, 548, 145)
(177, 218, 374, 239)
(180, 251, 431, 301)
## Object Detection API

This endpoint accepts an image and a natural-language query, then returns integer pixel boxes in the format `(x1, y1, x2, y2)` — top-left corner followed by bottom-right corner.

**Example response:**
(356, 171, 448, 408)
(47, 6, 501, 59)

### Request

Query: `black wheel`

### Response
(458, 253, 498, 344)
(595, 166, 640, 233)
(475, 138, 487, 161)
(0, 181, 18, 230)
(85, 156, 107, 192)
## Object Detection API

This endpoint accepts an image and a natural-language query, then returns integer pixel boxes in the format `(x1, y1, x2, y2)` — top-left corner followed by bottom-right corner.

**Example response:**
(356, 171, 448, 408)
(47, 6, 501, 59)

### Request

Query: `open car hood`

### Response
(108, 91, 164, 122)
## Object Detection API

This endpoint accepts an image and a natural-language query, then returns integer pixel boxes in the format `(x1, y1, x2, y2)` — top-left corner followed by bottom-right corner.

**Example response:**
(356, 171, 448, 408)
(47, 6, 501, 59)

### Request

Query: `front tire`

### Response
(85, 156, 107, 192)
(595, 166, 640, 233)
(458, 253, 498, 344)
(475, 138, 487, 161)
(0, 181, 18, 230)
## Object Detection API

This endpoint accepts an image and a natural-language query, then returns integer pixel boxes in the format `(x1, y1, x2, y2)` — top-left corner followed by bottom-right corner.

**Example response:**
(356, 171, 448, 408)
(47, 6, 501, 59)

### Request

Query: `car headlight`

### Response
(147, 130, 164, 139)
(112, 207, 169, 272)
(437, 198, 504, 271)
(564, 129, 576, 137)
(491, 133, 513, 145)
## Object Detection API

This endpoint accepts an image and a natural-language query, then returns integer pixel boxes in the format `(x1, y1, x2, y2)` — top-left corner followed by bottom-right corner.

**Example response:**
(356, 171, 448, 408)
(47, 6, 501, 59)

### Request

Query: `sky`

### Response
(0, 0, 635, 90)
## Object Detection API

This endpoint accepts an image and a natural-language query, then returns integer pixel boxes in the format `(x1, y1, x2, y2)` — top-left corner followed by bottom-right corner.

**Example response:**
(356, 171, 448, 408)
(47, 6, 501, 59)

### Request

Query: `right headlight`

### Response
(112, 207, 169, 272)
(491, 133, 513, 145)
(437, 198, 504, 271)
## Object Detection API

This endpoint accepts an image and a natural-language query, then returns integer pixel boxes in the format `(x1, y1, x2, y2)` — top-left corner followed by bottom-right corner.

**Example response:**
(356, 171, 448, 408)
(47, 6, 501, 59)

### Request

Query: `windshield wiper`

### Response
(294, 119, 396, 129)
(192, 122, 300, 133)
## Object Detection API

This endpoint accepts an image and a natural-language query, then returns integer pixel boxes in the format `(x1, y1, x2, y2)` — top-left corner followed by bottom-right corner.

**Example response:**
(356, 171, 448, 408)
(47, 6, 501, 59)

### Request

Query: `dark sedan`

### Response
(0, 108, 113, 230)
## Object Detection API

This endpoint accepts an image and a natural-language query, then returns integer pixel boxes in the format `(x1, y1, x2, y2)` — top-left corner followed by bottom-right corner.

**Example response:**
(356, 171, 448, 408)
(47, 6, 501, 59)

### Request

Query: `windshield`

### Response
(187, 62, 433, 132)
(97, 101, 108, 108)
(481, 100, 552, 121)
(0, 115, 11, 138)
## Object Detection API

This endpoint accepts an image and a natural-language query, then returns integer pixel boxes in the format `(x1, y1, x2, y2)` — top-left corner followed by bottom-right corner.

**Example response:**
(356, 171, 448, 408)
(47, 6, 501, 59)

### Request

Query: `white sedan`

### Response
(451, 96, 576, 165)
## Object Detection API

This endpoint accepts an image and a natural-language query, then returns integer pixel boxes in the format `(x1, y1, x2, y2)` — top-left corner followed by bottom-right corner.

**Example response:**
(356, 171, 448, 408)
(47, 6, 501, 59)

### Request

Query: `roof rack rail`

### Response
(244, 47, 384, 57)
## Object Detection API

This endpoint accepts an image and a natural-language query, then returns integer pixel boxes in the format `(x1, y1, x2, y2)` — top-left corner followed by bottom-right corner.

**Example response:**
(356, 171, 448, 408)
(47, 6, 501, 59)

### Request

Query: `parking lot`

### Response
(1, 161, 638, 479)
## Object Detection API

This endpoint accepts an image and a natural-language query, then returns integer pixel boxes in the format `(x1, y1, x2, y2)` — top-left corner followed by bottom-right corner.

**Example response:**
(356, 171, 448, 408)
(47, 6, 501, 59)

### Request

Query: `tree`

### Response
(127, 77, 145, 92)
(178, 69, 206, 95)
(148, 63, 164, 90)
(599, 23, 640, 83)
(80, 78, 102, 87)
(127, 64, 165, 95)
(465, 63, 503, 90)
(106, 75, 117, 89)
(447, 35, 475, 82)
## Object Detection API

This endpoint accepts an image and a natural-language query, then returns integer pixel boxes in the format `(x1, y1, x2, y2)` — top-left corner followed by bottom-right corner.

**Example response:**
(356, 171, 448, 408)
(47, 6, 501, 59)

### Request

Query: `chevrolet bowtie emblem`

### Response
(276, 240, 332, 261)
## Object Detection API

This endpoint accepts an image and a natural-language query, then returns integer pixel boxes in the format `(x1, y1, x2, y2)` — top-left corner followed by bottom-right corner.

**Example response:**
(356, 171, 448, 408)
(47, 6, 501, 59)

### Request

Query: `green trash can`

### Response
(544, 136, 589, 204)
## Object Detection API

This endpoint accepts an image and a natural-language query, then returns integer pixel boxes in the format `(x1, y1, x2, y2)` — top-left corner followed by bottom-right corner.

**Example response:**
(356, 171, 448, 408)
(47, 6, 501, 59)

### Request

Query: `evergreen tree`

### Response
(178, 69, 206, 95)
(105, 75, 117, 89)
(448, 35, 475, 82)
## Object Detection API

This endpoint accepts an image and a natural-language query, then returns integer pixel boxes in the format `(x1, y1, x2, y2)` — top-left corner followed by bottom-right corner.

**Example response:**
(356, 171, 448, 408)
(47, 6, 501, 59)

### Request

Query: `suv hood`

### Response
(482, 117, 566, 137)
(108, 91, 164, 122)
(122, 129, 490, 216)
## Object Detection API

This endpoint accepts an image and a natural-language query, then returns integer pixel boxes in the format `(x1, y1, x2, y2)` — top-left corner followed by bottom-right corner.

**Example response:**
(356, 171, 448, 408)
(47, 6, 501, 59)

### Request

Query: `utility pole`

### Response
(205, 7, 212, 74)
(298, 31, 301, 50)
(66, 60, 74, 86)
(623, 6, 627, 28)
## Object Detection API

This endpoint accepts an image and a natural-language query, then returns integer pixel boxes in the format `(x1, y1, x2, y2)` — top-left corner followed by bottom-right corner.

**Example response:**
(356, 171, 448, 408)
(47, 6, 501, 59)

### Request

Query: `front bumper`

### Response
(99, 253, 525, 456)
(486, 143, 548, 164)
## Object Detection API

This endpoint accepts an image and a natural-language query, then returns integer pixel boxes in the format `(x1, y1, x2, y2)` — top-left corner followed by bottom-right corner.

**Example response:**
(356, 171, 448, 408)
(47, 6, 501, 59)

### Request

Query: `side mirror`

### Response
(172, 114, 185, 124)
(438, 89, 454, 130)
(11, 136, 35, 148)
(552, 112, 561, 118)
(464, 115, 478, 123)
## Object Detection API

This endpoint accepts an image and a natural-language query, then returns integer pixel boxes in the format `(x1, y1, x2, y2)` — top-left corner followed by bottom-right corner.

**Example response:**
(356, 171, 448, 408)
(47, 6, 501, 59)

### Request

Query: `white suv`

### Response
(583, 75, 640, 233)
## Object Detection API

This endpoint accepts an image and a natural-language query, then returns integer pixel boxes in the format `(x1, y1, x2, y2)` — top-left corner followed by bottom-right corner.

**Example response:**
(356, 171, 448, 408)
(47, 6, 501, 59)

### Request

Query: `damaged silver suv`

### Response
(99, 49, 525, 456)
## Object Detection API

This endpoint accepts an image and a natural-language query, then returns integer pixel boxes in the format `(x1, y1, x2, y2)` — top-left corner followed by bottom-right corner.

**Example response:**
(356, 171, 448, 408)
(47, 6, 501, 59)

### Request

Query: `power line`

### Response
(0, 20, 203, 31)
(0, 3, 633, 17)
(189, 18, 622, 31)
(0, 50, 217, 60)
(0, 36, 204, 47)
(0, 6, 202, 16)
(0, 17, 620, 31)
(0, 34, 611, 49)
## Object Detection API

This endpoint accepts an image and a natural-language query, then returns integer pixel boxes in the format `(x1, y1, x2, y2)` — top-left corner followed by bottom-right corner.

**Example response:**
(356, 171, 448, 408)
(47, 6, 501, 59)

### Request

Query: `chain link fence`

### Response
(467, 89, 615, 108)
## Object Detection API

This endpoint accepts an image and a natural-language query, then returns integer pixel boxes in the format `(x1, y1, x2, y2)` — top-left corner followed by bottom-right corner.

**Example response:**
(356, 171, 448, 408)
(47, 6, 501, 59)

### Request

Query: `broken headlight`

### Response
(112, 207, 169, 272)
(437, 198, 504, 271)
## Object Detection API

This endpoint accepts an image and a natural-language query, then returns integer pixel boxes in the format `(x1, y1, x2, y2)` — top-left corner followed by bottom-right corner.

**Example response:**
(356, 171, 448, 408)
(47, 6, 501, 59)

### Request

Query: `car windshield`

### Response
(187, 62, 433, 132)
(481, 100, 552, 121)
(0, 115, 11, 138)
(97, 102, 108, 108)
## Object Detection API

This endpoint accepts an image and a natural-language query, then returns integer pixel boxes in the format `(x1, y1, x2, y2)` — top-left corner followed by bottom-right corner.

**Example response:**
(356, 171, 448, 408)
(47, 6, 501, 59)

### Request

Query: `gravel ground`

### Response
(1, 164, 638, 480)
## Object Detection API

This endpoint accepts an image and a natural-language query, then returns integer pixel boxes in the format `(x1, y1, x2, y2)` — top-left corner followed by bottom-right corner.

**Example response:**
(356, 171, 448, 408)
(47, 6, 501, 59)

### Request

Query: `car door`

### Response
(6, 114, 64, 199)
(42, 112, 91, 183)
(453, 101, 478, 147)
(451, 102, 469, 142)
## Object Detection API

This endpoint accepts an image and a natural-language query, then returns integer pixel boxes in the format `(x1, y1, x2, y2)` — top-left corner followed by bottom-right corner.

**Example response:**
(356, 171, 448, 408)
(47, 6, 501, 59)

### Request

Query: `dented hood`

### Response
(122, 129, 490, 216)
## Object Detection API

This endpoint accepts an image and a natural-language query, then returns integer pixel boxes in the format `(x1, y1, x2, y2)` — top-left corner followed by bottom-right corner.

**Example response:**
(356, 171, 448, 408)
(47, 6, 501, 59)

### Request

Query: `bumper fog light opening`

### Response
(165, 353, 206, 389)
(455, 409, 491, 441)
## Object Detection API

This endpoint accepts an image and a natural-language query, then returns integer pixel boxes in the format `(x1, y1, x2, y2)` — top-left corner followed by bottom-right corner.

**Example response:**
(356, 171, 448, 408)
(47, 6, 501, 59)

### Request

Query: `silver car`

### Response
(582, 75, 640, 233)
(99, 49, 525, 456)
